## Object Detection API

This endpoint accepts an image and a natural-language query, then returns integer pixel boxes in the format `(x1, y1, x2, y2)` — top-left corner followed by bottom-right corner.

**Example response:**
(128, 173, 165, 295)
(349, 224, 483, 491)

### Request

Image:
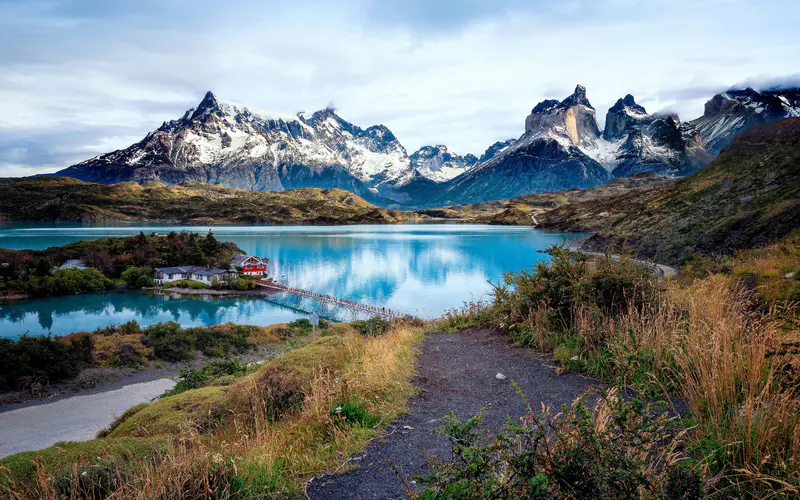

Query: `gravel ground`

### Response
(0, 377, 176, 458)
(307, 328, 602, 499)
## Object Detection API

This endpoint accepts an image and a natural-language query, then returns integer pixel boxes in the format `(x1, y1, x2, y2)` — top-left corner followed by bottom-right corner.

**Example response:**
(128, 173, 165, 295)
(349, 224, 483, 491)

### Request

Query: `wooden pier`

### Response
(256, 280, 412, 320)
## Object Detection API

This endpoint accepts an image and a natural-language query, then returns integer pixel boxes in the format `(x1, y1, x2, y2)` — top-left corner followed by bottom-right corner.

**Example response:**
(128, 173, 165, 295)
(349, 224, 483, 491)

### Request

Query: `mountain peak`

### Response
(198, 91, 219, 109)
(189, 91, 224, 120)
(609, 94, 647, 115)
(561, 84, 592, 109)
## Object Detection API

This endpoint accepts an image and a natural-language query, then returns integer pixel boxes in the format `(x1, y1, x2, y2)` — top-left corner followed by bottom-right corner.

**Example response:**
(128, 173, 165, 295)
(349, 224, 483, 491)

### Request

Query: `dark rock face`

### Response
(524, 84, 602, 147)
(603, 94, 649, 141)
(691, 87, 800, 155)
(479, 139, 515, 163)
(434, 137, 613, 206)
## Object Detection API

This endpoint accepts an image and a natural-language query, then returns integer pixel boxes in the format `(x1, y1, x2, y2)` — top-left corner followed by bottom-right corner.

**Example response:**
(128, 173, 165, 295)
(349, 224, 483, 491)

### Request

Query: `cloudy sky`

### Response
(2, 0, 799, 177)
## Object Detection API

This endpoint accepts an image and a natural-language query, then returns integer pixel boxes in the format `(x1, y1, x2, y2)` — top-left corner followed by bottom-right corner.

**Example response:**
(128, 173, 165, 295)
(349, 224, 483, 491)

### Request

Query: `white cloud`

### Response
(1, 0, 799, 175)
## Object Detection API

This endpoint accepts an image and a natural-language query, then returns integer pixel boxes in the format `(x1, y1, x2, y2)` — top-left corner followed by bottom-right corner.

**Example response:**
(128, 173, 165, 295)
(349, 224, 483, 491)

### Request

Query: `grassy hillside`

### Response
(540, 117, 800, 264)
(422, 172, 673, 224)
(0, 177, 424, 224)
(0, 323, 422, 498)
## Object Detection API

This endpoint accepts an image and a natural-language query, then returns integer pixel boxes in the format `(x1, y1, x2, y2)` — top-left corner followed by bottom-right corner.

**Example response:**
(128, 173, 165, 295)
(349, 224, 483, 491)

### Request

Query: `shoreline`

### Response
(0, 343, 283, 412)
(0, 285, 274, 305)
(146, 286, 271, 297)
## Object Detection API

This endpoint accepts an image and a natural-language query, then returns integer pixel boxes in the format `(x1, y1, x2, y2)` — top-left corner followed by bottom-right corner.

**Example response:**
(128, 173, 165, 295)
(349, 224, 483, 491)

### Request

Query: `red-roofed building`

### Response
(231, 255, 268, 276)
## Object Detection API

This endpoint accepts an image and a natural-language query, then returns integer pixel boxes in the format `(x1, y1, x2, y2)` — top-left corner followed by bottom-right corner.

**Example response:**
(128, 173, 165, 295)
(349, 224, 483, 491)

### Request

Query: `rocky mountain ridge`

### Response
(54, 92, 485, 205)
(51, 85, 800, 207)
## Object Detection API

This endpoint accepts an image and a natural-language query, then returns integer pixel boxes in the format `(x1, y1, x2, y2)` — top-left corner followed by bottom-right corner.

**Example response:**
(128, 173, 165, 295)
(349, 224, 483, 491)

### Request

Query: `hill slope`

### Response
(0, 177, 422, 224)
(539, 118, 800, 264)
(422, 172, 674, 224)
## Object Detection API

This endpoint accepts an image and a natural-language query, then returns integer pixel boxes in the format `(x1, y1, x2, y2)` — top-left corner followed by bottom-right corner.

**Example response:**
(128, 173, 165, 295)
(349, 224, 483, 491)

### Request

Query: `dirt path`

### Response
(307, 328, 601, 499)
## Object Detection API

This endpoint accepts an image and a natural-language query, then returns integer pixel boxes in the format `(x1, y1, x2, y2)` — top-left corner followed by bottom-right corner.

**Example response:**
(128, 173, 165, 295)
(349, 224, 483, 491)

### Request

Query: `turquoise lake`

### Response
(0, 224, 586, 338)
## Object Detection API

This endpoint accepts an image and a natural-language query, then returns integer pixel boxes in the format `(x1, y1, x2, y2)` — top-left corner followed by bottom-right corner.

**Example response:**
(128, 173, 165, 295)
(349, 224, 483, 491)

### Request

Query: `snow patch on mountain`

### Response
(409, 145, 478, 182)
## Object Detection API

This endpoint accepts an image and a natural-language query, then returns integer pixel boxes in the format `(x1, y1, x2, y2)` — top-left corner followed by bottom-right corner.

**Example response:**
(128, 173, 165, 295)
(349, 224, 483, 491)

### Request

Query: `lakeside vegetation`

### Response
(0, 231, 240, 299)
(0, 321, 422, 498)
(427, 236, 799, 498)
(0, 320, 296, 393)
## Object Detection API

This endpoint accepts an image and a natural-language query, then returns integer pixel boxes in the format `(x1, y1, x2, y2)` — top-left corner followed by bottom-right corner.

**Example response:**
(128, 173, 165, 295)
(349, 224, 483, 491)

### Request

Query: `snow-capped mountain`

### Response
(408, 145, 479, 182)
(54, 91, 492, 205)
(602, 95, 711, 177)
(431, 86, 614, 206)
(50, 85, 800, 208)
(691, 87, 800, 156)
(55, 91, 415, 203)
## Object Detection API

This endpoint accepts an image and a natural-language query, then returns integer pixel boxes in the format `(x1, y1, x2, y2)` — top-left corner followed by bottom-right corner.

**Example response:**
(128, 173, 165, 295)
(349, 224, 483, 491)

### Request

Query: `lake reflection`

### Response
(0, 225, 586, 337)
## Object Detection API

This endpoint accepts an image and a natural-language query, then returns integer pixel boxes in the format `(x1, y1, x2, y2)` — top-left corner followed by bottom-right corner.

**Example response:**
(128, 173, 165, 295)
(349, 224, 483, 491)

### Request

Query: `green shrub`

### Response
(351, 316, 390, 336)
(120, 266, 153, 288)
(286, 318, 331, 335)
(415, 389, 693, 499)
(160, 358, 252, 398)
(234, 278, 258, 290)
(135, 274, 155, 287)
(94, 320, 142, 337)
(331, 401, 380, 428)
(0, 334, 95, 390)
(24, 267, 114, 297)
(492, 245, 658, 336)
(287, 318, 313, 333)
(141, 322, 195, 362)
(141, 322, 253, 363)
(433, 300, 494, 333)
(587, 256, 659, 317)
(168, 279, 210, 290)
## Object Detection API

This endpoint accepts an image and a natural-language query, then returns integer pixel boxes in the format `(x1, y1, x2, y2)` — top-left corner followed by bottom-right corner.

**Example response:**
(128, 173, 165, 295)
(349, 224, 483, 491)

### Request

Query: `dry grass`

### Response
(591, 276, 800, 497)
(0, 323, 423, 499)
(486, 244, 799, 496)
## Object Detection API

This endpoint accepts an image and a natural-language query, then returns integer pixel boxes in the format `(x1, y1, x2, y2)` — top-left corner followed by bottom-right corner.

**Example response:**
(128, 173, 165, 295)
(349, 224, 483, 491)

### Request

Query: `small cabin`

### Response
(231, 255, 268, 276)
(154, 266, 236, 285)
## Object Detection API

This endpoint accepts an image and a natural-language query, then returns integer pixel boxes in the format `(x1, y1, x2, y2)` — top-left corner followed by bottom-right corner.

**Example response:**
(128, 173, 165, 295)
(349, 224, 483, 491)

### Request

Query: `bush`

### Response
(351, 316, 390, 336)
(120, 266, 153, 288)
(135, 274, 155, 287)
(234, 278, 258, 291)
(492, 245, 658, 340)
(141, 322, 254, 363)
(287, 318, 313, 333)
(0, 334, 95, 390)
(28, 268, 114, 297)
(161, 358, 252, 398)
(415, 388, 693, 499)
(94, 320, 142, 337)
(254, 366, 305, 421)
(141, 322, 195, 362)
(168, 279, 210, 290)
(434, 301, 494, 333)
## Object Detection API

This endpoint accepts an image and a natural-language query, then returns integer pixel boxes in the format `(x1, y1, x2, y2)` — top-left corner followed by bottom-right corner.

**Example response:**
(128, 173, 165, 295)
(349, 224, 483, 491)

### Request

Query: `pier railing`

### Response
(256, 280, 412, 320)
